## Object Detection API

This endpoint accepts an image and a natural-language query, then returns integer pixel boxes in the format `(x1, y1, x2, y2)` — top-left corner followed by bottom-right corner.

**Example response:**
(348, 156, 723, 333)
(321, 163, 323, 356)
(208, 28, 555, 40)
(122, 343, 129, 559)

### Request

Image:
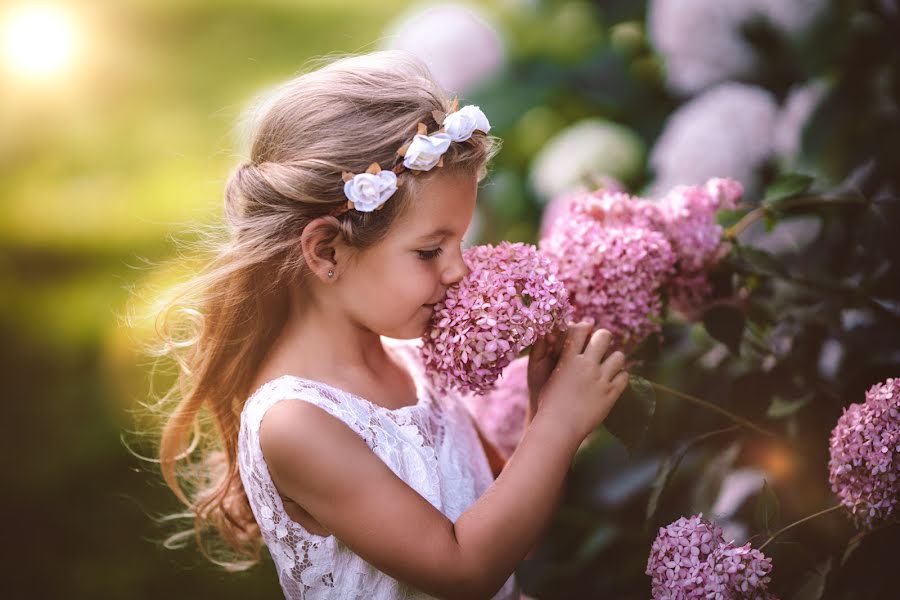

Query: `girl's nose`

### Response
(443, 249, 469, 285)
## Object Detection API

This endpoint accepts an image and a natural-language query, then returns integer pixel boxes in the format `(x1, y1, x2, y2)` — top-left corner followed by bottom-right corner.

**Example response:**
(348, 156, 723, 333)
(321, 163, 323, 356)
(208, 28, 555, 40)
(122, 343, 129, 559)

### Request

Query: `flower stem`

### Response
(647, 380, 776, 437)
(725, 195, 868, 239)
(758, 504, 843, 551)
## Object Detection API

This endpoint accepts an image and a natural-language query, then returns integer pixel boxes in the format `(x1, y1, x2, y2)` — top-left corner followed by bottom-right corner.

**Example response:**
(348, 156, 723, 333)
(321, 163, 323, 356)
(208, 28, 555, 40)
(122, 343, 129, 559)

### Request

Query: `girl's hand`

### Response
(527, 321, 586, 410)
(534, 320, 628, 441)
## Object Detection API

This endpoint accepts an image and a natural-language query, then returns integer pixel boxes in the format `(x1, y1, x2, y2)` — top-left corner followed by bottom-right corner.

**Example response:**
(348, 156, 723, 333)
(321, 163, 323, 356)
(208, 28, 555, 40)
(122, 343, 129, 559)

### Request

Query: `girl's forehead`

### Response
(401, 172, 477, 234)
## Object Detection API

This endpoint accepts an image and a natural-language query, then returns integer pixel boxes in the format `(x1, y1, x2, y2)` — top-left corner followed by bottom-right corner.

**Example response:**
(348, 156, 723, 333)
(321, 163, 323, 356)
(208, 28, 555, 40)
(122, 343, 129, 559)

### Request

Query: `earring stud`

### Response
(327, 269, 334, 278)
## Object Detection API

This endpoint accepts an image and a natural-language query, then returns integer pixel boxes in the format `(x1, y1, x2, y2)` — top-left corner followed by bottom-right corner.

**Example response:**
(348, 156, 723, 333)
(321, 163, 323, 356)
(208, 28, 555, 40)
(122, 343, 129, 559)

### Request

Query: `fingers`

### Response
(610, 370, 629, 394)
(549, 329, 565, 359)
(599, 350, 626, 382)
(609, 371, 629, 395)
(583, 328, 613, 363)
(560, 320, 594, 360)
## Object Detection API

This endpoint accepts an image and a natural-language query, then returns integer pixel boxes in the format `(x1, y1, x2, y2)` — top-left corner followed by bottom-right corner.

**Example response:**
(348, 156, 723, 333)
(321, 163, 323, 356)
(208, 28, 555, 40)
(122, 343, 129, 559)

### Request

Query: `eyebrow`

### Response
(415, 227, 456, 241)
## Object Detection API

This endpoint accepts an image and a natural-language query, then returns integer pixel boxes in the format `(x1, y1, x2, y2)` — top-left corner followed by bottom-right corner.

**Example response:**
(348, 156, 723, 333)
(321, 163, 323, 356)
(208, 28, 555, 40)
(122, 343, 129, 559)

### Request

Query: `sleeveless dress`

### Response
(237, 336, 521, 600)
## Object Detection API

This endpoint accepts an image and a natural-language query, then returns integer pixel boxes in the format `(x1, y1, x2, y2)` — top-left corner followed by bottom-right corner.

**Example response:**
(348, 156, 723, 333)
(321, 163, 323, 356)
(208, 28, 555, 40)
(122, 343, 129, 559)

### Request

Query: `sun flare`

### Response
(2, 4, 78, 78)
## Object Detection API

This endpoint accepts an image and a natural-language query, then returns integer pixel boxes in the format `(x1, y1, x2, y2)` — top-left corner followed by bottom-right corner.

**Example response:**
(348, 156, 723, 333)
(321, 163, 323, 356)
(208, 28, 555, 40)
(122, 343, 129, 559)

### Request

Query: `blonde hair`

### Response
(143, 50, 500, 571)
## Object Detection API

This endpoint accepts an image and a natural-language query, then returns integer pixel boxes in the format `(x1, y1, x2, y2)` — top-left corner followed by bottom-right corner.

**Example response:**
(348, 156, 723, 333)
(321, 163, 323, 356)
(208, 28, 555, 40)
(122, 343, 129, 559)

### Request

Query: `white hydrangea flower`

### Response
(648, 82, 778, 199)
(442, 105, 491, 142)
(383, 3, 505, 94)
(648, 0, 828, 96)
(773, 79, 828, 160)
(403, 132, 452, 171)
(343, 170, 398, 212)
(529, 118, 644, 203)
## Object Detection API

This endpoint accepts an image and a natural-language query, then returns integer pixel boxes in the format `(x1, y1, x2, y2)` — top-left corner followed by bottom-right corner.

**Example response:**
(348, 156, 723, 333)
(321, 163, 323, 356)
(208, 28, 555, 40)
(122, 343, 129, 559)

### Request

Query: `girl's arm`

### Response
(261, 398, 582, 600)
(471, 415, 507, 478)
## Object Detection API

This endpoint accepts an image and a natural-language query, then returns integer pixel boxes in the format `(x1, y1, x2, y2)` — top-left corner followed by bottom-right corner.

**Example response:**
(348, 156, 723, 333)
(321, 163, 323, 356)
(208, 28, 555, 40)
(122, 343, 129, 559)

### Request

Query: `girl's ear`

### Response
(300, 216, 345, 281)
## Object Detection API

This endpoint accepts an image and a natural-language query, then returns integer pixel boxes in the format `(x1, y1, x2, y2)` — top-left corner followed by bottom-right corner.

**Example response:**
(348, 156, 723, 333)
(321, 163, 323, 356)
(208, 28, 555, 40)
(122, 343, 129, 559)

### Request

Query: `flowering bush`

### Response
(647, 514, 775, 600)
(539, 178, 742, 344)
(657, 178, 743, 317)
(539, 189, 676, 350)
(828, 377, 900, 529)
(421, 242, 572, 395)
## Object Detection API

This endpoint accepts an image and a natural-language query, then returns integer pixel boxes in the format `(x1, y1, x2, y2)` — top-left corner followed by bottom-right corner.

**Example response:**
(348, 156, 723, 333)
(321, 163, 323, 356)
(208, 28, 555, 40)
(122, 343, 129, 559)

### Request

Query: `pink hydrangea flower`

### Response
(421, 242, 573, 396)
(646, 514, 775, 600)
(657, 178, 743, 318)
(460, 356, 528, 457)
(828, 378, 900, 530)
(540, 177, 626, 239)
(539, 190, 676, 350)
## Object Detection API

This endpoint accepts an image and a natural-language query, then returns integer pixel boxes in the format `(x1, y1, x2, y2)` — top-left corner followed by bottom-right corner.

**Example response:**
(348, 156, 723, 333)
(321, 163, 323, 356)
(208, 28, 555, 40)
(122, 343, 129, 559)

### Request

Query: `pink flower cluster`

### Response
(421, 242, 573, 396)
(646, 514, 775, 600)
(460, 356, 529, 457)
(540, 178, 743, 346)
(539, 190, 676, 350)
(657, 179, 743, 317)
(828, 378, 900, 530)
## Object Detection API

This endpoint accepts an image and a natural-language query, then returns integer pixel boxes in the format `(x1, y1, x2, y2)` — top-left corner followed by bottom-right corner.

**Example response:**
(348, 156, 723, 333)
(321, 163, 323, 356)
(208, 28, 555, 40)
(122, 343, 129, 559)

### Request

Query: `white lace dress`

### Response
(238, 336, 521, 600)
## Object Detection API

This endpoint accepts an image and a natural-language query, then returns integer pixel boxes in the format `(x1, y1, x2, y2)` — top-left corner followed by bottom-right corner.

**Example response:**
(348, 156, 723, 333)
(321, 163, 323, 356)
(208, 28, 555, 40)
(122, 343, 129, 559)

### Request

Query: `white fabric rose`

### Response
(442, 105, 491, 142)
(403, 132, 452, 171)
(343, 170, 398, 212)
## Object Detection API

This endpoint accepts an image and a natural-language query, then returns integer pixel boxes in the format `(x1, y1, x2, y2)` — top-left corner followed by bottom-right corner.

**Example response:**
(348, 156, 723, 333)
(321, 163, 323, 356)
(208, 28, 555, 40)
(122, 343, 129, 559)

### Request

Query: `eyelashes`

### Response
(416, 247, 444, 261)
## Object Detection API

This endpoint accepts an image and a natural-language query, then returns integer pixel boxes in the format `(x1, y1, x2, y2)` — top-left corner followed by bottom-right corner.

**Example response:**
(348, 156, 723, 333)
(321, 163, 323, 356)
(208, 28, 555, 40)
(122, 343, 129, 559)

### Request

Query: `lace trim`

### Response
(238, 340, 447, 596)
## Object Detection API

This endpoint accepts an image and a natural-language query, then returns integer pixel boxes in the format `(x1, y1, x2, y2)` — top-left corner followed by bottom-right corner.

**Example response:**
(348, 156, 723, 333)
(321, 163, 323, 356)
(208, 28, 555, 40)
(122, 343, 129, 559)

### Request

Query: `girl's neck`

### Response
(265, 302, 393, 383)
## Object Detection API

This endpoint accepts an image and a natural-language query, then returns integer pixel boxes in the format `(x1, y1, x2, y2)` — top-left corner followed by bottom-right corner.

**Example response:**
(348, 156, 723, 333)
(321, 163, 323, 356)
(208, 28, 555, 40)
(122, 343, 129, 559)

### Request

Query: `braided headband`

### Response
(334, 99, 490, 216)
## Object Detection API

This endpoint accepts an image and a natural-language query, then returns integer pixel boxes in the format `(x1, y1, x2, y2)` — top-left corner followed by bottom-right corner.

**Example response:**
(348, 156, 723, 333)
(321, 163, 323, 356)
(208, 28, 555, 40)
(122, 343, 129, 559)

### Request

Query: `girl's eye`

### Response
(416, 247, 444, 261)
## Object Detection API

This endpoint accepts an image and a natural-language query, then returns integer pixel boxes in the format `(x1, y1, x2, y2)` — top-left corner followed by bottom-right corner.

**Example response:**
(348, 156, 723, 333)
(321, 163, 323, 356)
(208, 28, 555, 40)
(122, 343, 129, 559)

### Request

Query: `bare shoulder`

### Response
(256, 398, 482, 600)
(259, 400, 365, 492)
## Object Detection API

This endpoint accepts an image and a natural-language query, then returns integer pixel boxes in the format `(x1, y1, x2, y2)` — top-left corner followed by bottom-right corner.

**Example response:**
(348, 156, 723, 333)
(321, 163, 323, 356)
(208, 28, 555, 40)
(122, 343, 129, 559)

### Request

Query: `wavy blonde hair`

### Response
(144, 50, 501, 570)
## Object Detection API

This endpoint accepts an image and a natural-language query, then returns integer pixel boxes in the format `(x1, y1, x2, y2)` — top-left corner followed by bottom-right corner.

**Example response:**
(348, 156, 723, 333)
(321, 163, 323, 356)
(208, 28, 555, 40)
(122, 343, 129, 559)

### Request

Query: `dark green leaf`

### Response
(764, 173, 814, 208)
(603, 375, 656, 456)
(735, 245, 786, 278)
(791, 557, 832, 600)
(841, 530, 864, 566)
(692, 441, 741, 514)
(754, 479, 781, 533)
(521, 293, 533, 307)
(746, 299, 776, 326)
(573, 525, 619, 565)
(645, 426, 741, 525)
(766, 394, 813, 419)
(702, 304, 746, 354)
(646, 455, 677, 524)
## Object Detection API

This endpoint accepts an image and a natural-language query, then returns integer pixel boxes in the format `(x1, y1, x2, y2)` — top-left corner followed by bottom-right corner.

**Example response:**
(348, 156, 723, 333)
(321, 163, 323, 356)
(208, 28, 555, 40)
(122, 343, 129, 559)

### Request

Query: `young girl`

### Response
(155, 51, 628, 600)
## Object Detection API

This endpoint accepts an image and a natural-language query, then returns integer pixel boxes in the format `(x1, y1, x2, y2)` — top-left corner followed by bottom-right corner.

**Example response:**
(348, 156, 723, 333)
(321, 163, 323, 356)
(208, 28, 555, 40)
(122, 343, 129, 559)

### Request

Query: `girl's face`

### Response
(337, 170, 477, 339)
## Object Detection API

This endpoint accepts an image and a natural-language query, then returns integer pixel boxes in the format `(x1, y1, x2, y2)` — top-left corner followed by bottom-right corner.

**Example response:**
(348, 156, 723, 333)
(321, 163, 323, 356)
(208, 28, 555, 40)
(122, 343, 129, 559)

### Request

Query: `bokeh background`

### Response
(2, 0, 897, 598)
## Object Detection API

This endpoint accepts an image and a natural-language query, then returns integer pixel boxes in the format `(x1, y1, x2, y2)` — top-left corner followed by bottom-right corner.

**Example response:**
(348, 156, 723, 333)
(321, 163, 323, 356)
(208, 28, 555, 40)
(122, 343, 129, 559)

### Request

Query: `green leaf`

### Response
(791, 557, 832, 600)
(841, 530, 865, 566)
(646, 455, 678, 524)
(573, 525, 619, 565)
(603, 375, 656, 456)
(716, 207, 746, 229)
(521, 292, 534, 307)
(766, 394, 813, 419)
(735, 244, 786, 278)
(645, 426, 741, 526)
(702, 304, 746, 354)
(692, 441, 741, 514)
(754, 479, 781, 533)
(763, 173, 814, 208)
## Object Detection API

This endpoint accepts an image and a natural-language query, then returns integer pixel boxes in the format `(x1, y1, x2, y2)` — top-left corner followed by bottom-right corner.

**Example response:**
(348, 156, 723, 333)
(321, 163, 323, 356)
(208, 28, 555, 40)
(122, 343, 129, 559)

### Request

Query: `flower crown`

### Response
(336, 99, 491, 216)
